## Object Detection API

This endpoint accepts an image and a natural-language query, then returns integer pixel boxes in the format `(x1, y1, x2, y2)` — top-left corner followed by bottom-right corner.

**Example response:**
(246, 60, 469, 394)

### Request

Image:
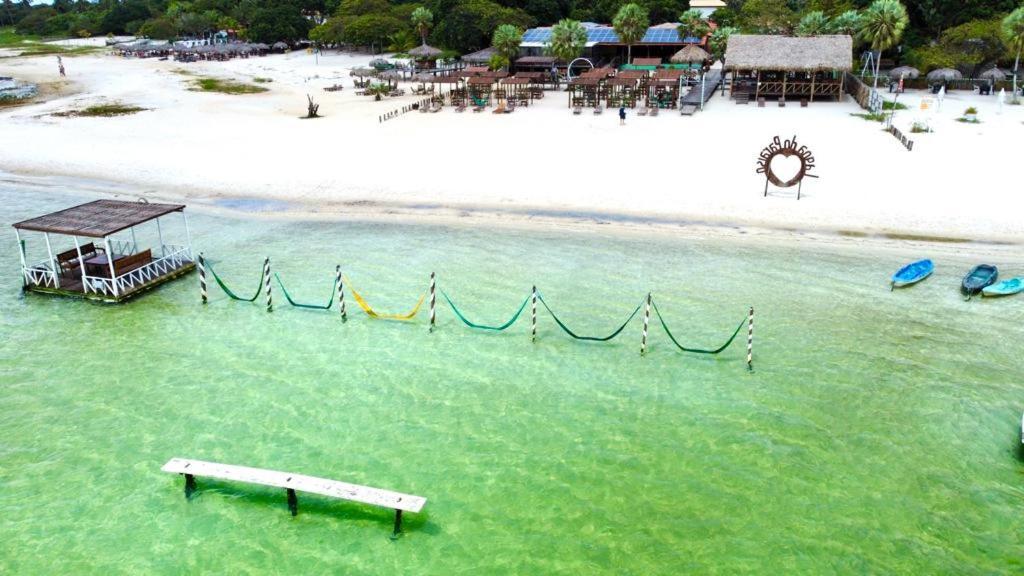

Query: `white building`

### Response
(689, 0, 727, 18)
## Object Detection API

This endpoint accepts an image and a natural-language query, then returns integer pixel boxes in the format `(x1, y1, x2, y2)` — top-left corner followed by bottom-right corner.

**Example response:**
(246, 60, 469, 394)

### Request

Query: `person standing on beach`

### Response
(57, 56, 65, 77)
(619, 106, 626, 125)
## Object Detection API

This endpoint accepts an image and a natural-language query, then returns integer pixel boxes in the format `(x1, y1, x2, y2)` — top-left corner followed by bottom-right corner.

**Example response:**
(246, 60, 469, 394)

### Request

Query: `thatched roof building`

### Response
(726, 35, 852, 103)
(409, 44, 443, 59)
(724, 35, 852, 72)
(462, 47, 496, 66)
(670, 45, 709, 64)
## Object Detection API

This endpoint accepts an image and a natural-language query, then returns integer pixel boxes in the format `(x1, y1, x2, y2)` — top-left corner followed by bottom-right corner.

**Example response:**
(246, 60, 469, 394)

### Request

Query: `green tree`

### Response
(829, 9, 863, 37)
(547, 18, 586, 62)
(488, 52, 509, 70)
(859, 0, 908, 85)
(492, 24, 522, 68)
(796, 11, 830, 36)
(139, 17, 177, 39)
(432, 0, 532, 53)
(1004, 6, 1024, 95)
(411, 6, 432, 45)
(677, 9, 709, 41)
(246, 0, 313, 43)
(613, 3, 648, 64)
(708, 25, 737, 64)
(739, 0, 797, 34)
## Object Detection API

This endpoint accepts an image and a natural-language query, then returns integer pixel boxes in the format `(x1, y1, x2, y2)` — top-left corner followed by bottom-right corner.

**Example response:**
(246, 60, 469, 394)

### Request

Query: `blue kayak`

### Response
(891, 259, 934, 290)
(982, 277, 1023, 297)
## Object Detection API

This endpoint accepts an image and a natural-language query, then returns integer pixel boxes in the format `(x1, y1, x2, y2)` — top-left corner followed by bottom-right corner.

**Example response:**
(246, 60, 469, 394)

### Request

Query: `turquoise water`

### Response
(2, 187, 1023, 574)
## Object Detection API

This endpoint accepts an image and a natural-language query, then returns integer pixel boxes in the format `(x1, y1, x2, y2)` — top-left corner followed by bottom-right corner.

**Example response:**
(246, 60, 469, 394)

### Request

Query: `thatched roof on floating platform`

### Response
(409, 44, 443, 59)
(671, 45, 709, 64)
(14, 200, 185, 238)
(724, 35, 853, 72)
(462, 47, 496, 65)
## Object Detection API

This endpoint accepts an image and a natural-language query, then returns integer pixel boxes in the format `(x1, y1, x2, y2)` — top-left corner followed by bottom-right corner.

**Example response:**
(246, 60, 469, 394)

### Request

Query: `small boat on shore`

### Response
(961, 264, 998, 300)
(982, 277, 1023, 297)
(891, 259, 933, 290)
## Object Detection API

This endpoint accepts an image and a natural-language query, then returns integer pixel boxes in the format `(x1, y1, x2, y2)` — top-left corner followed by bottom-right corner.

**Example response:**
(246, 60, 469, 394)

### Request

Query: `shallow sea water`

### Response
(1, 186, 1023, 574)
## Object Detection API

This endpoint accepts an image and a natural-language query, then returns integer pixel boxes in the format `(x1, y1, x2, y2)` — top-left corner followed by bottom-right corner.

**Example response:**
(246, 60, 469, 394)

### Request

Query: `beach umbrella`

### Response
(272, 41, 289, 51)
(979, 67, 1006, 81)
(926, 68, 962, 82)
(350, 67, 377, 78)
(889, 65, 920, 79)
(670, 45, 709, 64)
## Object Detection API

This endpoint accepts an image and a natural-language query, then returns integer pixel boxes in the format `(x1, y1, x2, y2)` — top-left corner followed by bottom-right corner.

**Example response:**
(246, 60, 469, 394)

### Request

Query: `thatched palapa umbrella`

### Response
(409, 44, 443, 70)
(889, 65, 920, 79)
(979, 67, 1006, 81)
(926, 68, 962, 82)
(670, 44, 710, 65)
(378, 69, 403, 88)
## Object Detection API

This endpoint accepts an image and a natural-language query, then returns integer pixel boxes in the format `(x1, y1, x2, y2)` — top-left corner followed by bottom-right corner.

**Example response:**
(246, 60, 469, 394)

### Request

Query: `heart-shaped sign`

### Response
(767, 152, 805, 188)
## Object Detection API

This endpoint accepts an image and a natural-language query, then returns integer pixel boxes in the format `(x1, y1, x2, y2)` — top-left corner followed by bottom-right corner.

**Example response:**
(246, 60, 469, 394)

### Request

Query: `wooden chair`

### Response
(56, 242, 100, 274)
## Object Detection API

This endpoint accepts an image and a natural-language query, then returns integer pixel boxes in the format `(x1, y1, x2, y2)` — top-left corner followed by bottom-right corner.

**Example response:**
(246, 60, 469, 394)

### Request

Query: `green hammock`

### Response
(537, 293, 642, 342)
(441, 290, 529, 331)
(651, 300, 746, 354)
(206, 261, 263, 302)
(274, 273, 335, 310)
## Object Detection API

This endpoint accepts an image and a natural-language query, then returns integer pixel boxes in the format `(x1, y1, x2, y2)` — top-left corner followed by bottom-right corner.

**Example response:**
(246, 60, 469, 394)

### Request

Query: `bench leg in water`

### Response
(184, 474, 196, 499)
(287, 488, 298, 516)
(392, 509, 403, 537)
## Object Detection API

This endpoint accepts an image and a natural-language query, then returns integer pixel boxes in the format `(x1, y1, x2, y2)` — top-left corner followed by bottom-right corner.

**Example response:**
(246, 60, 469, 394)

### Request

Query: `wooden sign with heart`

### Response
(756, 135, 816, 199)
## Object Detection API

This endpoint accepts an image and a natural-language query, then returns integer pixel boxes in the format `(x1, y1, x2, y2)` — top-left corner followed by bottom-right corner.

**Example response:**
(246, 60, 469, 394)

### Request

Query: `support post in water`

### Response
(287, 488, 298, 516)
(531, 286, 537, 342)
(336, 265, 346, 321)
(746, 306, 755, 371)
(184, 473, 196, 498)
(198, 252, 207, 304)
(641, 293, 652, 355)
(429, 272, 436, 331)
(264, 257, 273, 312)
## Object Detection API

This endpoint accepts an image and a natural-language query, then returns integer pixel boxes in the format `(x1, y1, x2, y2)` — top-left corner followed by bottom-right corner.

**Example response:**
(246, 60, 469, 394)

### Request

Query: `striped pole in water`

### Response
(746, 307, 754, 371)
(264, 257, 272, 312)
(640, 293, 652, 355)
(531, 286, 537, 342)
(198, 252, 207, 304)
(429, 272, 436, 331)
(337, 267, 347, 321)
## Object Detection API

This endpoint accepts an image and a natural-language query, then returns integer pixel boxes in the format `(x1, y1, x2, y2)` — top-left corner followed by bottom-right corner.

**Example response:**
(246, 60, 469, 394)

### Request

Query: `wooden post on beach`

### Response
(746, 306, 754, 371)
(264, 257, 273, 312)
(198, 252, 207, 304)
(531, 286, 537, 342)
(429, 272, 436, 331)
(640, 293, 652, 355)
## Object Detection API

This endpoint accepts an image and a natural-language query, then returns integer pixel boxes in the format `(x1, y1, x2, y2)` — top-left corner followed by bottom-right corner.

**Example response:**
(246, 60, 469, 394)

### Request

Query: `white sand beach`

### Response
(1, 49, 1023, 243)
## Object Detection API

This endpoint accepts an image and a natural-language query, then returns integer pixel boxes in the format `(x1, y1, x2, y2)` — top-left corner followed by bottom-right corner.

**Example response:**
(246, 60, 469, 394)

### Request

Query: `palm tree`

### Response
(492, 24, 522, 71)
(859, 0, 908, 88)
(677, 9, 710, 43)
(548, 19, 587, 64)
(1003, 7, 1024, 99)
(708, 26, 736, 65)
(796, 11, 830, 37)
(829, 10, 863, 41)
(613, 3, 648, 65)
(411, 6, 433, 46)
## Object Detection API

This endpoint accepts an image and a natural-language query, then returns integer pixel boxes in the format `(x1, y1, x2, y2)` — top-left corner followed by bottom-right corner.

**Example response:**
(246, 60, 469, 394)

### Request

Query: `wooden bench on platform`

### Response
(161, 458, 426, 536)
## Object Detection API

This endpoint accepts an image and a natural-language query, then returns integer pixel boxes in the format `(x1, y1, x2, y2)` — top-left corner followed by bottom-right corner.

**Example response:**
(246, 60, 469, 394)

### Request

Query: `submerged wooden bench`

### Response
(162, 458, 426, 535)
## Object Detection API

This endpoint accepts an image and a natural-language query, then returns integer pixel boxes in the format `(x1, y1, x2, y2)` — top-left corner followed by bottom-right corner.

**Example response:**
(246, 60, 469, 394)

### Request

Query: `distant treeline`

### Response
(2, 0, 1022, 73)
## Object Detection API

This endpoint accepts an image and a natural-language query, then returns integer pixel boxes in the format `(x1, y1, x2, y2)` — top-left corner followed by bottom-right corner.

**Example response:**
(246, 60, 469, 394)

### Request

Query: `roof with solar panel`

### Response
(520, 22, 707, 48)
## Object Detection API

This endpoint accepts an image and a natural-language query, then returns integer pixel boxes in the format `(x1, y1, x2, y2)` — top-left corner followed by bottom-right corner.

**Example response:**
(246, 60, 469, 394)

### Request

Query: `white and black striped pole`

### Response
(264, 257, 272, 312)
(198, 252, 207, 304)
(531, 286, 537, 342)
(640, 292, 652, 355)
(429, 272, 436, 331)
(338, 267, 347, 321)
(746, 306, 754, 371)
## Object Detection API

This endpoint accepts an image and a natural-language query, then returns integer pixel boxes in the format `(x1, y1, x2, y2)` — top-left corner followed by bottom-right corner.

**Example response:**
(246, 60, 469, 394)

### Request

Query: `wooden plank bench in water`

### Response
(161, 458, 426, 536)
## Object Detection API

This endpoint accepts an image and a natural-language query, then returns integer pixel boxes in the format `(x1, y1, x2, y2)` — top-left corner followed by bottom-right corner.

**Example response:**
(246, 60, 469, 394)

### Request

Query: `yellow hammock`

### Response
(344, 277, 425, 321)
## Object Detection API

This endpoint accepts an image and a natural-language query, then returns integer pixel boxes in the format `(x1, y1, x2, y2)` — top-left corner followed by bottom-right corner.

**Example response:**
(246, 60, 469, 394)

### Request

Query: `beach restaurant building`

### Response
(519, 22, 710, 66)
(725, 35, 853, 103)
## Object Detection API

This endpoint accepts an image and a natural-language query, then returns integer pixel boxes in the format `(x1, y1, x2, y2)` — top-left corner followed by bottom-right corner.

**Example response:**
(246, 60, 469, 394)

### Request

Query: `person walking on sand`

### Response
(57, 56, 65, 78)
(619, 106, 626, 126)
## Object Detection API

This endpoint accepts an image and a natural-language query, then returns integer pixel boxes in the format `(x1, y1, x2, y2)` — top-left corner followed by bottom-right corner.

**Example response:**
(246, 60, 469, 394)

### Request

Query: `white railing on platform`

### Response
(23, 264, 58, 288)
(159, 244, 190, 258)
(108, 238, 136, 255)
(112, 246, 190, 295)
(83, 275, 115, 296)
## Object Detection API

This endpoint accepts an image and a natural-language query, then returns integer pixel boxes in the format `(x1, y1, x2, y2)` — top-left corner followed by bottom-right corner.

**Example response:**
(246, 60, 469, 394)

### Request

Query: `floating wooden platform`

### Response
(25, 261, 194, 303)
(162, 457, 425, 534)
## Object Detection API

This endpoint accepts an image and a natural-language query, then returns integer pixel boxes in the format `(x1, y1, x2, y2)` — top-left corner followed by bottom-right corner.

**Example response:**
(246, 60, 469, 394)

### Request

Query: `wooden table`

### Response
(84, 253, 124, 277)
